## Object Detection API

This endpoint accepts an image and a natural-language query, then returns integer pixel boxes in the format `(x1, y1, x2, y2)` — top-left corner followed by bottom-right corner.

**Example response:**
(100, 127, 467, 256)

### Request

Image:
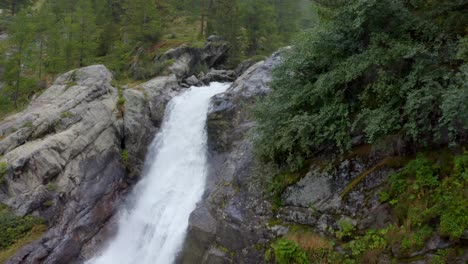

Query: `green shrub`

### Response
(121, 149, 129, 169)
(336, 220, 356, 240)
(346, 229, 387, 258)
(253, 0, 468, 170)
(387, 153, 468, 240)
(0, 205, 44, 249)
(272, 238, 310, 264)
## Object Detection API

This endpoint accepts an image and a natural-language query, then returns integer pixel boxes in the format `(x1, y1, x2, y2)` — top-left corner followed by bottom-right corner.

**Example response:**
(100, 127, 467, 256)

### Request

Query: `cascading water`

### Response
(88, 82, 230, 264)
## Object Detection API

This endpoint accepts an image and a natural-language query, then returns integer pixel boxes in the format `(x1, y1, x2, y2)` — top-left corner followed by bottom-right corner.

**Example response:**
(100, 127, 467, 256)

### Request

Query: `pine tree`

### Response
(241, 0, 277, 55)
(6, 9, 34, 108)
(123, 0, 162, 45)
(75, 0, 99, 67)
(211, 0, 244, 65)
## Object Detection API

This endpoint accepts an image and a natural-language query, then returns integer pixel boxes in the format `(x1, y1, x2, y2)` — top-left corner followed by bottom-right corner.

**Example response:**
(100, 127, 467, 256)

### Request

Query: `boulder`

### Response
(183, 75, 202, 87)
(200, 70, 236, 84)
(155, 41, 229, 80)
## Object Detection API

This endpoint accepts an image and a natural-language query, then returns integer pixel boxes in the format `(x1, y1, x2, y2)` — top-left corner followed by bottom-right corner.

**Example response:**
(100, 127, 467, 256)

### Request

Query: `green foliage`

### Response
(335, 220, 356, 240)
(122, 0, 161, 44)
(272, 238, 310, 264)
(42, 200, 53, 208)
(254, 0, 468, 169)
(346, 229, 387, 258)
(60, 111, 73, 118)
(46, 183, 58, 192)
(121, 149, 129, 169)
(0, 162, 7, 183)
(130, 59, 174, 81)
(0, 205, 44, 249)
(388, 153, 468, 240)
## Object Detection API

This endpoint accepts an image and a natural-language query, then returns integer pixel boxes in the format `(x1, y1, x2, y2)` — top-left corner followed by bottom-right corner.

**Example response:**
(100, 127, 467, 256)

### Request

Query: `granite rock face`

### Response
(179, 45, 467, 264)
(179, 48, 291, 264)
(155, 40, 229, 80)
(0, 65, 186, 264)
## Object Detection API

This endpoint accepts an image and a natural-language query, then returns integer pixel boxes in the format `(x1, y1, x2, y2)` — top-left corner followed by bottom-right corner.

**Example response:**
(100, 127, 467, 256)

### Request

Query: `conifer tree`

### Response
(6, 9, 34, 108)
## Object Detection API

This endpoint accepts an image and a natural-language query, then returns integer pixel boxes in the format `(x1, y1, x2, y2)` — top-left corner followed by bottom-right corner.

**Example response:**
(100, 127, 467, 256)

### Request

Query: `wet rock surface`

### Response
(180, 45, 467, 264)
(155, 40, 229, 80)
(0, 65, 187, 264)
(179, 48, 290, 264)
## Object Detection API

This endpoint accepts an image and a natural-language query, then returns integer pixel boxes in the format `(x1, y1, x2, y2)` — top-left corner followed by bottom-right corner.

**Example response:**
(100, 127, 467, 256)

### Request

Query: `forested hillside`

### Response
(0, 0, 309, 119)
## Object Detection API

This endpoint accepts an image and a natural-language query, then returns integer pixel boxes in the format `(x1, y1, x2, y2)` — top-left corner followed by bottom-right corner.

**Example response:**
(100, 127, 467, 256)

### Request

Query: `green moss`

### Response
(46, 183, 58, 192)
(0, 205, 45, 250)
(0, 162, 7, 184)
(64, 80, 78, 91)
(325, 150, 467, 263)
(121, 149, 129, 169)
(0, 224, 47, 263)
(271, 238, 310, 264)
(60, 111, 73, 118)
(23, 121, 33, 129)
(341, 156, 409, 199)
(387, 152, 468, 240)
(42, 200, 54, 208)
(268, 161, 313, 209)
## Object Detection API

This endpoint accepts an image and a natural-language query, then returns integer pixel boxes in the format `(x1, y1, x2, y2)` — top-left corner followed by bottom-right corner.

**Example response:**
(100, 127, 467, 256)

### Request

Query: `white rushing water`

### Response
(88, 82, 230, 264)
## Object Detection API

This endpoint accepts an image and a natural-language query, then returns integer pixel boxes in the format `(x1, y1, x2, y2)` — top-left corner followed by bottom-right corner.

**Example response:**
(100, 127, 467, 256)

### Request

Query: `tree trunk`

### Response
(38, 39, 43, 79)
(14, 45, 22, 109)
(11, 0, 17, 16)
(199, 0, 207, 38)
(79, 20, 84, 67)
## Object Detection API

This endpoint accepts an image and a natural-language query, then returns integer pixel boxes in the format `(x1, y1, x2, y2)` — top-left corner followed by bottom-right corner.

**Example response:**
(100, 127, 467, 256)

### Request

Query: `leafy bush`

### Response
(335, 220, 356, 240)
(0, 205, 44, 249)
(272, 238, 310, 264)
(346, 229, 387, 258)
(388, 153, 468, 240)
(254, 0, 468, 169)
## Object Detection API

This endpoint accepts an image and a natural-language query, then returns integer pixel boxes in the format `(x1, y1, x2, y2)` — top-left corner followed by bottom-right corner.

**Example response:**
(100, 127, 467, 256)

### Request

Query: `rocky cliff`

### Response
(0, 40, 236, 263)
(179, 47, 468, 264)
(1, 43, 466, 264)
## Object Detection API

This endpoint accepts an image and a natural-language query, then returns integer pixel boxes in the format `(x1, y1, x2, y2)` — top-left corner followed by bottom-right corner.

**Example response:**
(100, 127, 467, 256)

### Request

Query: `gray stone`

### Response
(184, 75, 202, 87)
(201, 70, 237, 84)
(1, 65, 184, 264)
(283, 168, 333, 207)
(179, 47, 291, 264)
(155, 42, 229, 80)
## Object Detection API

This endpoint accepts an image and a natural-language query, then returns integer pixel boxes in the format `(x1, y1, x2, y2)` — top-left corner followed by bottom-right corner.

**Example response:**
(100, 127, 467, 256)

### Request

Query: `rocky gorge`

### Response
(0, 38, 466, 264)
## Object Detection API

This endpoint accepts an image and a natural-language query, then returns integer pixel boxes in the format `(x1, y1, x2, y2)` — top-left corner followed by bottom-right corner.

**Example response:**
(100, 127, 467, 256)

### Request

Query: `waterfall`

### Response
(88, 82, 230, 264)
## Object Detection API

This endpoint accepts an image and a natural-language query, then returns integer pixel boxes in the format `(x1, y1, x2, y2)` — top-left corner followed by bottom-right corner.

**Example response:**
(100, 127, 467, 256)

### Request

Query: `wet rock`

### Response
(202, 247, 232, 264)
(1, 65, 184, 264)
(283, 168, 333, 207)
(155, 41, 229, 80)
(207, 35, 223, 43)
(180, 47, 290, 264)
(184, 75, 202, 87)
(201, 70, 237, 84)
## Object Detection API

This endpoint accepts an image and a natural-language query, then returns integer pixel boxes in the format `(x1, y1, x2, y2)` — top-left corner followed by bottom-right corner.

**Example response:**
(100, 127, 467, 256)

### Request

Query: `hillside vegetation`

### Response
(0, 0, 309, 119)
(254, 0, 468, 170)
